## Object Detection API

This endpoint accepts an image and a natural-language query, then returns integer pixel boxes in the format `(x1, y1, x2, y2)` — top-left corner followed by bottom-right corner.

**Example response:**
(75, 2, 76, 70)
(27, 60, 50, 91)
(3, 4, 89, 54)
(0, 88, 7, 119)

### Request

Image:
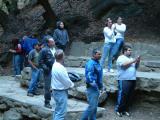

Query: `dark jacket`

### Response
(39, 46, 55, 74)
(53, 21, 69, 46)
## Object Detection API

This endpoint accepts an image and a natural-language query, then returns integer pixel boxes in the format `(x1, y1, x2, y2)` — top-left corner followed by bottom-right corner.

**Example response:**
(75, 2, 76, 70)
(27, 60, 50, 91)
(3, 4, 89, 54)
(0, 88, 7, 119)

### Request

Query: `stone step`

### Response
(65, 56, 160, 72)
(67, 67, 160, 93)
(0, 76, 105, 120)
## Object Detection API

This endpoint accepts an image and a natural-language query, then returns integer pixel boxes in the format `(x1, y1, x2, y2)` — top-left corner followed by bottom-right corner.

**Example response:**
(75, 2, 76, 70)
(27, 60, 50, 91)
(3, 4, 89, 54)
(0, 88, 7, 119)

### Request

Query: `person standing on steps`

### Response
(81, 49, 103, 120)
(115, 45, 140, 117)
(51, 49, 74, 120)
(53, 21, 69, 51)
(39, 37, 56, 109)
(112, 16, 126, 61)
(100, 18, 116, 73)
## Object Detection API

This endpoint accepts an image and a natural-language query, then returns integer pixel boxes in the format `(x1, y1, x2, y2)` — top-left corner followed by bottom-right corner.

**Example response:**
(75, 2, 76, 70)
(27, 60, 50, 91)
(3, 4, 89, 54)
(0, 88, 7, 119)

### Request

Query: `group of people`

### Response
(100, 17, 126, 73)
(81, 16, 141, 120)
(9, 17, 141, 120)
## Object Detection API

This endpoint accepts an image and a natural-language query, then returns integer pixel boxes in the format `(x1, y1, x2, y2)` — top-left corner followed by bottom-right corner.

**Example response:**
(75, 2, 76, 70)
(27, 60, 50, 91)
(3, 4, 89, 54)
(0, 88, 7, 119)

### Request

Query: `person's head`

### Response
(11, 38, 19, 47)
(117, 16, 123, 24)
(33, 43, 41, 51)
(56, 21, 64, 29)
(105, 18, 112, 28)
(55, 49, 64, 63)
(47, 37, 55, 48)
(122, 45, 132, 57)
(92, 49, 101, 60)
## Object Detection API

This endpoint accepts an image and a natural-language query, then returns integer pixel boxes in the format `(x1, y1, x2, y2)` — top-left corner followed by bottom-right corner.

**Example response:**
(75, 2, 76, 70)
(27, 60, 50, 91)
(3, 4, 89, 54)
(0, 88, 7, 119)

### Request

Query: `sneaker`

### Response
(116, 112, 122, 117)
(33, 91, 41, 95)
(44, 103, 52, 109)
(27, 92, 34, 97)
(108, 69, 114, 73)
(123, 111, 130, 116)
(103, 69, 107, 73)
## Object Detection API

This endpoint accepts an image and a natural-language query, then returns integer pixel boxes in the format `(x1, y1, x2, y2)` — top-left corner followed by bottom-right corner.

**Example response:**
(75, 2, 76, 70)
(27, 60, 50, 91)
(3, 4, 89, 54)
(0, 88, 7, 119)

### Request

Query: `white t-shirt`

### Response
(112, 23, 126, 39)
(103, 27, 116, 43)
(50, 47, 56, 56)
(51, 62, 74, 90)
(116, 55, 136, 80)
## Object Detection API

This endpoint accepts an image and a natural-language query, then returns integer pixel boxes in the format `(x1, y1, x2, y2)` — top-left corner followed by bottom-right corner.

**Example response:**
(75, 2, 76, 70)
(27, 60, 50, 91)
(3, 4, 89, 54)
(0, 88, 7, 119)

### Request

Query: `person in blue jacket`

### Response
(81, 49, 103, 120)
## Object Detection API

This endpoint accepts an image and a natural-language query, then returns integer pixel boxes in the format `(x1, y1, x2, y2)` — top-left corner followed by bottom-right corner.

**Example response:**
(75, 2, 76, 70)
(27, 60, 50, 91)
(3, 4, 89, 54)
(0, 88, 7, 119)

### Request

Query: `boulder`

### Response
(3, 110, 22, 120)
(69, 86, 108, 104)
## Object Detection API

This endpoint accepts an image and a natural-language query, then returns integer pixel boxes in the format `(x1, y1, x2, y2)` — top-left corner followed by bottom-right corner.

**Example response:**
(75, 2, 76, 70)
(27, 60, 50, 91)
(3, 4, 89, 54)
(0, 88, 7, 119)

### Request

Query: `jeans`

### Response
(100, 42, 114, 70)
(52, 90, 68, 120)
(115, 80, 136, 112)
(28, 68, 40, 93)
(111, 38, 124, 59)
(44, 72, 51, 104)
(13, 54, 23, 75)
(81, 87, 100, 120)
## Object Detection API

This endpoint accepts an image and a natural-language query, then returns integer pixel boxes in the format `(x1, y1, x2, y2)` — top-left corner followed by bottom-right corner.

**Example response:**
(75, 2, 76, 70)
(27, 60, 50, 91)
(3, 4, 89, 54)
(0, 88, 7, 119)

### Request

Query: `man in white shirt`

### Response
(115, 45, 140, 117)
(112, 17, 126, 61)
(51, 49, 74, 120)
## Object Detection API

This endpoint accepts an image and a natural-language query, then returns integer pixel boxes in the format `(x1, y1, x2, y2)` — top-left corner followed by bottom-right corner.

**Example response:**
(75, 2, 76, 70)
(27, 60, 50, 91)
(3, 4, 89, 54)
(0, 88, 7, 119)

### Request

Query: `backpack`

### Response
(68, 72, 81, 82)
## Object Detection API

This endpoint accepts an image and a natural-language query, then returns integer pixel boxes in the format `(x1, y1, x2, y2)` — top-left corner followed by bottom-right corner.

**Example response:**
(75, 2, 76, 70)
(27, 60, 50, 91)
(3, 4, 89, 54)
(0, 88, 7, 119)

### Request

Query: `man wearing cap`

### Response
(27, 42, 41, 97)
(39, 37, 56, 108)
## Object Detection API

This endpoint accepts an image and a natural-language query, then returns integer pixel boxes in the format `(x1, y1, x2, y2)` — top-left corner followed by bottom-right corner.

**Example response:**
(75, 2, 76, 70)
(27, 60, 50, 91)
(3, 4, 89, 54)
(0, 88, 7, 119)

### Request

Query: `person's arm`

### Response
(116, 24, 126, 33)
(57, 66, 74, 88)
(28, 51, 38, 69)
(15, 44, 22, 53)
(86, 63, 99, 90)
(66, 30, 69, 42)
(53, 30, 58, 43)
(39, 49, 49, 72)
(135, 56, 140, 69)
(104, 28, 113, 38)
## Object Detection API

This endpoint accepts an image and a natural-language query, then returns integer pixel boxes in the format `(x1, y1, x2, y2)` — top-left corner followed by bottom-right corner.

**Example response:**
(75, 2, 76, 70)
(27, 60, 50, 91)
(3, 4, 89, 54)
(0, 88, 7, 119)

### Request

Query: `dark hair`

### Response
(56, 21, 64, 29)
(92, 48, 100, 56)
(11, 38, 19, 48)
(105, 18, 112, 26)
(122, 45, 131, 54)
(55, 49, 64, 61)
(33, 42, 40, 48)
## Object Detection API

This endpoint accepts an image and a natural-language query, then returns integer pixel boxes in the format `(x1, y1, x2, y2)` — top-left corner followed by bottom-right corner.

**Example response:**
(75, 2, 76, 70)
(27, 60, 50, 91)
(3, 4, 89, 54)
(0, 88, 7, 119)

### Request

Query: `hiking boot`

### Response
(44, 103, 52, 109)
(116, 112, 122, 117)
(123, 111, 130, 117)
(27, 92, 34, 97)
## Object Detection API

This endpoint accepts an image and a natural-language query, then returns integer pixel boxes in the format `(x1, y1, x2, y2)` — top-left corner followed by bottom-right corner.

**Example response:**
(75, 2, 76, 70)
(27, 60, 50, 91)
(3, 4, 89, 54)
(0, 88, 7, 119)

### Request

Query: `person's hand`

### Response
(9, 49, 16, 53)
(90, 82, 98, 90)
(135, 56, 141, 63)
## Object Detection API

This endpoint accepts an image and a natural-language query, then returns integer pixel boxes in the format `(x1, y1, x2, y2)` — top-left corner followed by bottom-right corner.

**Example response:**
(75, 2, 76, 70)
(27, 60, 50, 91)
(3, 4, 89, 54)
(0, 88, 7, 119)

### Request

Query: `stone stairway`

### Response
(0, 76, 105, 120)
(67, 67, 160, 93)
(65, 56, 160, 72)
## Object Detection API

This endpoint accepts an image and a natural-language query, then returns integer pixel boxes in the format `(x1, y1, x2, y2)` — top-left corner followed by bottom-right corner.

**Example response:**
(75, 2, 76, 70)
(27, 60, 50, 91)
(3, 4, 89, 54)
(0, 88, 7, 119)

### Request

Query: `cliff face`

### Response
(0, 0, 160, 65)
(0, 0, 160, 43)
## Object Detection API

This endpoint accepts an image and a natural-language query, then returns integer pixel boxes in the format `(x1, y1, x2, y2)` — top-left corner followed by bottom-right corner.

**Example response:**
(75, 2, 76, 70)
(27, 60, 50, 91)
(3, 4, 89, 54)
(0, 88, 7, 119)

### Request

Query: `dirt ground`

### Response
(97, 92, 160, 120)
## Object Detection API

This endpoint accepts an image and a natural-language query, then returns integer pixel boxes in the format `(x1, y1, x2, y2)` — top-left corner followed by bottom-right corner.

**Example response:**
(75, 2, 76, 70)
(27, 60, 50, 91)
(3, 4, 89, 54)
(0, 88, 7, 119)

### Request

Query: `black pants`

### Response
(44, 73, 51, 104)
(115, 80, 136, 112)
(56, 44, 66, 51)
